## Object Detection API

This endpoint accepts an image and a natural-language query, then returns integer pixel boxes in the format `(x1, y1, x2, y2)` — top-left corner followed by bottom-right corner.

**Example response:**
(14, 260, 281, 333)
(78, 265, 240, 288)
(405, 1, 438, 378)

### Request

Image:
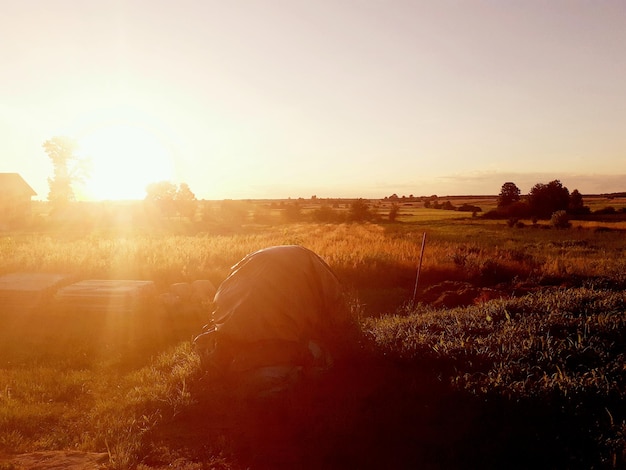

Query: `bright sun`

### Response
(76, 121, 175, 201)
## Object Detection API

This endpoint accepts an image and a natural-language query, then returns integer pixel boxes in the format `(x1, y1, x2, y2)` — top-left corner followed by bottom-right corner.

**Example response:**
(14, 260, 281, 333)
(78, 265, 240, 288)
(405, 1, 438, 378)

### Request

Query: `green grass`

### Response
(0, 321, 202, 468)
(363, 286, 626, 467)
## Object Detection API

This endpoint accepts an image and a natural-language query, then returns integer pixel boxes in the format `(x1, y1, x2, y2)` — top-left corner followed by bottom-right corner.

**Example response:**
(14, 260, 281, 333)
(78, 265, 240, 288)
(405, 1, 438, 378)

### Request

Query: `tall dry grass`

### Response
(4, 221, 623, 290)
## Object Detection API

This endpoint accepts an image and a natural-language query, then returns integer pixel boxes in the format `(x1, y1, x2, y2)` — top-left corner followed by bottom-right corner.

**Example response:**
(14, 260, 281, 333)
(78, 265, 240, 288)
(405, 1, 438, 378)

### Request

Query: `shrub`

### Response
(550, 210, 571, 229)
(441, 201, 455, 211)
(311, 205, 342, 223)
(458, 204, 481, 213)
(594, 206, 616, 215)
(482, 202, 530, 220)
(348, 199, 373, 222)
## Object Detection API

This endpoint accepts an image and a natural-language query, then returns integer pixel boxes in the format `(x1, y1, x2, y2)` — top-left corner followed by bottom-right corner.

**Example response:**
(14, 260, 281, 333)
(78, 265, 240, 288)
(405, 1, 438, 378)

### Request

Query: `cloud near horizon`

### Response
(420, 172, 626, 196)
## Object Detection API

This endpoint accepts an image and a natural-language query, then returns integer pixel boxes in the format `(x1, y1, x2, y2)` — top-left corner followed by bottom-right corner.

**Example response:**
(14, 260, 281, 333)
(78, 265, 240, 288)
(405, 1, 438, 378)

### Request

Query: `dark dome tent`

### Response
(194, 245, 348, 391)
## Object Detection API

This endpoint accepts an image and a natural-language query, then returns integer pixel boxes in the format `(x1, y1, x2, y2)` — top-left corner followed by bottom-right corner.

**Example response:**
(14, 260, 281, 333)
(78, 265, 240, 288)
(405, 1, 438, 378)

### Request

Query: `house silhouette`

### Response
(0, 173, 37, 226)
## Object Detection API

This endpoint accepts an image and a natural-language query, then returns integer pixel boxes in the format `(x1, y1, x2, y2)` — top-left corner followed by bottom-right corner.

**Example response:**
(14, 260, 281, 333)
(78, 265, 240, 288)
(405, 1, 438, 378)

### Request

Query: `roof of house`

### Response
(0, 173, 37, 197)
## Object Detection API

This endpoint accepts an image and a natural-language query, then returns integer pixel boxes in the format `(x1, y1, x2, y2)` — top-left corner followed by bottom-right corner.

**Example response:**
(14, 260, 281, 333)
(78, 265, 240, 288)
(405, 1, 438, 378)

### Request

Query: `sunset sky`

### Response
(2, 1, 625, 200)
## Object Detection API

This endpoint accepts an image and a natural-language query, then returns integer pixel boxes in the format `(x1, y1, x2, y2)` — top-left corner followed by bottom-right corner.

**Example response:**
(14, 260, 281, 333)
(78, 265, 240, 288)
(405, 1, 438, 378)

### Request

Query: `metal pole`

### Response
(412, 232, 427, 305)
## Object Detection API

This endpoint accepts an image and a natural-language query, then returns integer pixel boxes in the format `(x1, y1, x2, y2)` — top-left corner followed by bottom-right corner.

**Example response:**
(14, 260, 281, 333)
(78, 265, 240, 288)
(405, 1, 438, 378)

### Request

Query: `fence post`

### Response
(412, 232, 427, 306)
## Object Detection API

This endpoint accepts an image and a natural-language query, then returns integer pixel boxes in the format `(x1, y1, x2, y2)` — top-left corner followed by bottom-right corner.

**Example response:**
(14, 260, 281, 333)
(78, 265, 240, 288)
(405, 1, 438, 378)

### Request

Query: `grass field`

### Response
(1, 201, 625, 468)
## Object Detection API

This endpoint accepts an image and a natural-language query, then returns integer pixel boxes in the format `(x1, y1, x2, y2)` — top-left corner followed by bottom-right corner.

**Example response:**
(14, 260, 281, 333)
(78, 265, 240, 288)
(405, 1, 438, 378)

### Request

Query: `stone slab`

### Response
(54, 279, 158, 312)
(0, 272, 72, 309)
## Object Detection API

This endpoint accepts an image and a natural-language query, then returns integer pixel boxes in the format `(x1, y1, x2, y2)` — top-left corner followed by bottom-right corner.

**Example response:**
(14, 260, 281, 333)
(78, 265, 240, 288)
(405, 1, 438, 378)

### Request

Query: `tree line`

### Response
(41, 136, 620, 227)
(490, 180, 588, 222)
(43, 136, 198, 219)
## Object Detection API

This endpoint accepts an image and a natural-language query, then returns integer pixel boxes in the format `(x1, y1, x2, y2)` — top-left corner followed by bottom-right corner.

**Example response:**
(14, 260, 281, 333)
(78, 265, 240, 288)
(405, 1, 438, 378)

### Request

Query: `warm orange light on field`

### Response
(76, 121, 174, 201)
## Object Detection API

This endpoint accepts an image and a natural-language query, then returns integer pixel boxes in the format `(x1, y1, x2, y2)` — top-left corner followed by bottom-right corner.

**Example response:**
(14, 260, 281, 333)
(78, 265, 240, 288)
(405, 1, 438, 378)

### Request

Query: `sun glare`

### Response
(76, 121, 175, 201)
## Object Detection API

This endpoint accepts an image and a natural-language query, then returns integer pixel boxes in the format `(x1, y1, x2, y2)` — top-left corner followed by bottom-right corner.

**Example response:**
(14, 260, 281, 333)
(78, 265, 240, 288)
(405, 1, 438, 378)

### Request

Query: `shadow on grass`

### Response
(144, 352, 604, 469)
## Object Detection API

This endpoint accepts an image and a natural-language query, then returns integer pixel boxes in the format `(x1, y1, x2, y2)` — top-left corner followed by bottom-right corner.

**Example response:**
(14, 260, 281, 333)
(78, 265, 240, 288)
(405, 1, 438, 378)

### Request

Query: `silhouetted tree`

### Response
(175, 183, 198, 219)
(528, 180, 570, 219)
(498, 182, 521, 208)
(145, 181, 177, 217)
(568, 189, 589, 215)
(145, 181, 199, 219)
(43, 136, 82, 212)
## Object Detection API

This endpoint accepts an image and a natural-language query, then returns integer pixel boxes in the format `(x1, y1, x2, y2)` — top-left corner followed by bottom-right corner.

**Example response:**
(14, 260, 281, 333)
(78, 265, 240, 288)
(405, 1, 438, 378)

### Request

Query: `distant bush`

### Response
(483, 202, 530, 220)
(567, 189, 590, 215)
(348, 199, 373, 222)
(311, 205, 343, 223)
(441, 201, 456, 211)
(457, 203, 482, 213)
(568, 206, 591, 215)
(594, 226, 617, 233)
(594, 206, 616, 215)
(550, 210, 571, 229)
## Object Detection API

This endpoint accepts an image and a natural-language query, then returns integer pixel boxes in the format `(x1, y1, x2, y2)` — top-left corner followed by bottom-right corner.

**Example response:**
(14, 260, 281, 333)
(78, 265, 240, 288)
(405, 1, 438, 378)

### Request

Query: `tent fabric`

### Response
(211, 245, 344, 344)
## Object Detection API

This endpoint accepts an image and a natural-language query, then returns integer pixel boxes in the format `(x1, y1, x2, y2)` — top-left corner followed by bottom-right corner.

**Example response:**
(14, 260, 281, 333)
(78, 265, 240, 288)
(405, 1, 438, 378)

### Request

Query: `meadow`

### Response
(1, 198, 625, 468)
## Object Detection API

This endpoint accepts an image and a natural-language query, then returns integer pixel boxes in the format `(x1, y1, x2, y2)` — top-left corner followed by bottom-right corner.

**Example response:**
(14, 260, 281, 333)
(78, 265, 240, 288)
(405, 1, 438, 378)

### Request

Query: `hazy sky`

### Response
(2, 0, 625, 200)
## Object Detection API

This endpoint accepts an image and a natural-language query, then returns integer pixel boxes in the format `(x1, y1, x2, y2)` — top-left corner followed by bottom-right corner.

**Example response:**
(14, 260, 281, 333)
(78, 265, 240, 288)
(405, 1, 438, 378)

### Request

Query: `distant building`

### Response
(0, 173, 37, 227)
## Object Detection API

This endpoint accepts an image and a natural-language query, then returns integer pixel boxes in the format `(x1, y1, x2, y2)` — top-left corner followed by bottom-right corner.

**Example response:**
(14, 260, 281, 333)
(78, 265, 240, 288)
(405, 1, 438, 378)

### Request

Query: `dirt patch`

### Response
(421, 281, 507, 308)
(419, 280, 541, 309)
(0, 451, 108, 469)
